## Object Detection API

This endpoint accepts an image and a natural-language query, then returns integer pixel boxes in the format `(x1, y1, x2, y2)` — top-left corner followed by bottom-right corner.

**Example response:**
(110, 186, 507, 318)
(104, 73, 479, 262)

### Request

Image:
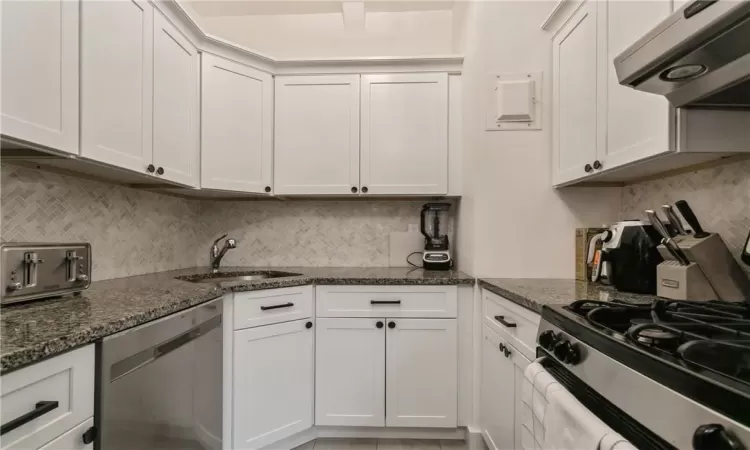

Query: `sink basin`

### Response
(193, 274, 273, 283)
(178, 271, 302, 285)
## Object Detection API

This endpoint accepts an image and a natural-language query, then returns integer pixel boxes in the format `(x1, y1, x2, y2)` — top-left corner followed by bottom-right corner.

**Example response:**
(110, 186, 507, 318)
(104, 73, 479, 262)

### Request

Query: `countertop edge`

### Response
(2, 273, 475, 374)
(478, 279, 544, 314)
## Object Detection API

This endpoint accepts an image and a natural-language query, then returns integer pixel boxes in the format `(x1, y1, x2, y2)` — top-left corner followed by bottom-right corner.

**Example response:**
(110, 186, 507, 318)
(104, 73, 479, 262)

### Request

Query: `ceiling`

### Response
(184, 0, 455, 17)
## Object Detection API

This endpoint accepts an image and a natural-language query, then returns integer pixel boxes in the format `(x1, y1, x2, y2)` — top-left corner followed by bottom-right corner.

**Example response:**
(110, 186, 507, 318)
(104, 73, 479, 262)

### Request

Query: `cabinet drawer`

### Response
(1, 346, 95, 450)
(234, 285, 313, 330)
(316, 286, 457, 318)
(38, 417, 94, 450)
(482, 290, 540, 359)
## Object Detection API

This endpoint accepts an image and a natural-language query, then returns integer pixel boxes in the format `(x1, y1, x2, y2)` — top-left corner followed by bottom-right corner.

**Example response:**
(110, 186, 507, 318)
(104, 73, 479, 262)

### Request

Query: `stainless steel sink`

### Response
(179, 271, 302, 286)
(193, 274, 272, 283)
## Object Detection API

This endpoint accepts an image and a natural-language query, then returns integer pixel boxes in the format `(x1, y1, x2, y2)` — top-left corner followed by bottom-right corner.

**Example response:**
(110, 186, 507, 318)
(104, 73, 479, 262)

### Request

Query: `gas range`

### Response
(538, 299, 750, 450)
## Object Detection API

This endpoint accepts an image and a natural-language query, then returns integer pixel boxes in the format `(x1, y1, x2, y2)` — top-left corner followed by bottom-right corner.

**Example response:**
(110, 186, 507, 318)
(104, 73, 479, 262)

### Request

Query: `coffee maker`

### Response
(421, 203, 452, 270)
(589, 220, 663, 294)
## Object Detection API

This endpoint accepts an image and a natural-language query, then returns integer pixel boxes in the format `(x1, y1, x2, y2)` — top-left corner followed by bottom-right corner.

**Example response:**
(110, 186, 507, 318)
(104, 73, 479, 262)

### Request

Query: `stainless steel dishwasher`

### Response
(97, 298, 223, 450)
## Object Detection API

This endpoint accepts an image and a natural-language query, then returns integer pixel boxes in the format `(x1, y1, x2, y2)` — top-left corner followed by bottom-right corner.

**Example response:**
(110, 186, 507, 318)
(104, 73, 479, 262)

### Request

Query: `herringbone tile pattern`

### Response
(1, 164, 447, 280)
(196, 199, 453, 268)
(621, 159, 750, 272)
(1, 163, 201, 280)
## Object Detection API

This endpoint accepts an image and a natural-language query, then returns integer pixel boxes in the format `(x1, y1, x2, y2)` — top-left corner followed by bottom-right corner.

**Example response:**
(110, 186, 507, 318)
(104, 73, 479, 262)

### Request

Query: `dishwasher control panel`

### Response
(1, 243, 91, 305)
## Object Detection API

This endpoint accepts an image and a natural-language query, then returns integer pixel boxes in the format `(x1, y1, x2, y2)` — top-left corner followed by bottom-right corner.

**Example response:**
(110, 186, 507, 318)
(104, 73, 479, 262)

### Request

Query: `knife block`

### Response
(673, 233, 750, 301)
(657, 261, 718, 301)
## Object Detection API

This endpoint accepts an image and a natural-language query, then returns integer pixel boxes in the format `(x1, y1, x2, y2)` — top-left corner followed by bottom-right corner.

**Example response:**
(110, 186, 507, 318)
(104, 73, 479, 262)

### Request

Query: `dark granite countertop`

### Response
(478, 278, 659, 314)
(1, 266, 473, 373)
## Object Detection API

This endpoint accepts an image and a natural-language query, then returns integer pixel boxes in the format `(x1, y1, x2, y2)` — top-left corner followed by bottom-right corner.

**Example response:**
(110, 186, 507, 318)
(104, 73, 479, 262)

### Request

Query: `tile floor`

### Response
(293, 438, 468, 450)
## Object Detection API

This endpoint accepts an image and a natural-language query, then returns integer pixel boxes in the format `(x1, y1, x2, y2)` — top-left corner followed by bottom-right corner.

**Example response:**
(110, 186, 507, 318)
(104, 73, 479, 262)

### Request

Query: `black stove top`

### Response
(566, 299, 750, 388)
(543, 299, 750, 427)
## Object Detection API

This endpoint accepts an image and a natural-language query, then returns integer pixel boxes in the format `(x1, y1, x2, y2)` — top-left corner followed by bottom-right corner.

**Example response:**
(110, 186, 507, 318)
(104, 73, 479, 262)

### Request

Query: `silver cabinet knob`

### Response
(76, 274, 89, 282)
(7, 282, 23, 291)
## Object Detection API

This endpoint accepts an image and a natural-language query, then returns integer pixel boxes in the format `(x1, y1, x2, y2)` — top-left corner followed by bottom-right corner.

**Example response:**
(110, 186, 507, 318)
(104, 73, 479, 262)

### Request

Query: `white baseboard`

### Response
(316, 426, 466, 440)
(258, 426, 470, 450)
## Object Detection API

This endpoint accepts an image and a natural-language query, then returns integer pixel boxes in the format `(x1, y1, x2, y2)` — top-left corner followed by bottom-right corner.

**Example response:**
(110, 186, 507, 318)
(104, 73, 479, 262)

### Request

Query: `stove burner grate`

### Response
(565, 299, 750, 386)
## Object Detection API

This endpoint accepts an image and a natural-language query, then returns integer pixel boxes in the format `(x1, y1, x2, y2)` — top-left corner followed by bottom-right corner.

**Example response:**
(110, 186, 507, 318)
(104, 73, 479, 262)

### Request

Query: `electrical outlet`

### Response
(408, 224, 419, 233)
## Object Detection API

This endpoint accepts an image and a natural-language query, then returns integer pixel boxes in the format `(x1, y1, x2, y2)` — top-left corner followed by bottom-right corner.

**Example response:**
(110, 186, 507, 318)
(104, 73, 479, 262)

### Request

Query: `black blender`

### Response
(420, 203, 452, 270)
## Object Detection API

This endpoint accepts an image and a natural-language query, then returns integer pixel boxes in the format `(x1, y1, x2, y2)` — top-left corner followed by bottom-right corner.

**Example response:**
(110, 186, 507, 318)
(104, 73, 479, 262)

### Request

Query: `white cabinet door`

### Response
(81, 0, 154, 174)
(233, 319, 314, 449)
(1, 0, 79, 154)
(152, 12, 199, 187)
(385, 319, 457, 428)
(360, 73, 448, 195)
(552, 0, 599, 186)
(38, 418, 94, 450)
(201, 54, 273, 193)
(274, 75, 360, 195)
(596, 0, 673, 172)
(480, 326, 515, 450)
(315, 318, 385, 427)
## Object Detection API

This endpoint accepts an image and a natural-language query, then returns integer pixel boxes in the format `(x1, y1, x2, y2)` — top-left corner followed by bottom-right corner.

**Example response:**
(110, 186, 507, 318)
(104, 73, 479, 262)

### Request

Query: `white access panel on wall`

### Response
(485, 72, 543, 131)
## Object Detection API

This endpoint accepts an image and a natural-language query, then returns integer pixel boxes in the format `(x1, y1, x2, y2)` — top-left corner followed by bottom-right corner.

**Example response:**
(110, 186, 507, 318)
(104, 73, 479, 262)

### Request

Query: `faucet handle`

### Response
(212, 233, 228, 247)
(226, 239, 237, 248)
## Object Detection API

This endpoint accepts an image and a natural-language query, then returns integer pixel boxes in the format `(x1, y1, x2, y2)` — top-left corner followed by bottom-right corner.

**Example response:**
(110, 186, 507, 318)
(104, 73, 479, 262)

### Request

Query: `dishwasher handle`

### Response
(109, 314, 222, 382)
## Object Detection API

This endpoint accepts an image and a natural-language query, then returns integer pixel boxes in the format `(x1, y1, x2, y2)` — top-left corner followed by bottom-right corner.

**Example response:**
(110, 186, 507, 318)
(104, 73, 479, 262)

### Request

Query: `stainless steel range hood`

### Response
(615, 0, 750, 108)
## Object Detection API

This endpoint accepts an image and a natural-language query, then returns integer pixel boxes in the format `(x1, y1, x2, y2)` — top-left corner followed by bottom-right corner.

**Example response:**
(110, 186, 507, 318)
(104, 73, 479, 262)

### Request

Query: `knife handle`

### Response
(675, 200, 709, 238)
(646, 210, 671, 241)
(662, 205, 687, 235)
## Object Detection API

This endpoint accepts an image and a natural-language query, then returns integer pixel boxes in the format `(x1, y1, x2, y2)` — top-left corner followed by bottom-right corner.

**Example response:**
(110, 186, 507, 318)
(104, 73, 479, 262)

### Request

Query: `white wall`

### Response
(458, 1, 622, 278)
(186, 6, 455, 59)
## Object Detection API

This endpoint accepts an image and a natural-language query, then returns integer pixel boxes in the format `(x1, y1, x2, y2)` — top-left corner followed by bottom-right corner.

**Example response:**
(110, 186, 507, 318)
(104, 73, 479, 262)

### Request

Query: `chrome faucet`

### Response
(210, 234, 236, 273)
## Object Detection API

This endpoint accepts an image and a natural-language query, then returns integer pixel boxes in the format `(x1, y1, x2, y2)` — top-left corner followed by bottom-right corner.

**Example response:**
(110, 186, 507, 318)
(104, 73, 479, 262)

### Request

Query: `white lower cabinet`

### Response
(0, 345, 95, 450)
(481, 325, 530, 450)
(315, 316, 458, 428)
(315, 318, 386, 427)
(232, 319, 314, 449)
(385, 319, 457, 428)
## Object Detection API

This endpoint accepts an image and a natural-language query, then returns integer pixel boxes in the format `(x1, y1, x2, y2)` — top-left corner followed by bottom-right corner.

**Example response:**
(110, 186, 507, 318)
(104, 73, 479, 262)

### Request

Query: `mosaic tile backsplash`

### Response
(1, 164, 201, 280)
(1, 163, 440, 280)
(621, 158, 750, 273)
(197, 200, 445, 268)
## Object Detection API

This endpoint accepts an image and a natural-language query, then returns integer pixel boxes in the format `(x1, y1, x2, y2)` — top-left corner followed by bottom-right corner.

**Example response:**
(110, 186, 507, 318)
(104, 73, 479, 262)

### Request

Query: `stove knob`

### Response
(553, 341, 571, 361)
(553, 341, 582, 365)
(539, 330, 559, 350)
(566, 342, 582, 365)
(693, 424, 745, 450)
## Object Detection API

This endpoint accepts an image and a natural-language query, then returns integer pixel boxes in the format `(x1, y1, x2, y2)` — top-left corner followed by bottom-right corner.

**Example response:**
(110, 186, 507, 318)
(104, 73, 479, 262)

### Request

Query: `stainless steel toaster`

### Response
(1, 243, 92, 305)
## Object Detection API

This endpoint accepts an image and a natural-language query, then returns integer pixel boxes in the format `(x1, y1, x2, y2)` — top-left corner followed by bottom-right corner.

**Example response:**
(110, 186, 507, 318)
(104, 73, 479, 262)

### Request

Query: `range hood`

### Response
(615, 0, 750, 108)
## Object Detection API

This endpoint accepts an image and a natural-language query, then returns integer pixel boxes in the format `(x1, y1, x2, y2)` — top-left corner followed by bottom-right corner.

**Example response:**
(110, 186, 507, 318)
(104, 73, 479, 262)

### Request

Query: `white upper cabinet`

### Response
(233, 320, 314, 449)
(201, 53, 273, 193)
(360, 73, 449, 195)
(81, 0, 154, 173)
(597, 0, 673, 172)
(1, 0, 79, 154)
(315, 318, 386, 427)
(274, 75, 361, 195)
(385, 319, 457, 428)
(152, 12, 200, 187)
(552, 0, 598, 186)
(550, 0, 738, 187)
